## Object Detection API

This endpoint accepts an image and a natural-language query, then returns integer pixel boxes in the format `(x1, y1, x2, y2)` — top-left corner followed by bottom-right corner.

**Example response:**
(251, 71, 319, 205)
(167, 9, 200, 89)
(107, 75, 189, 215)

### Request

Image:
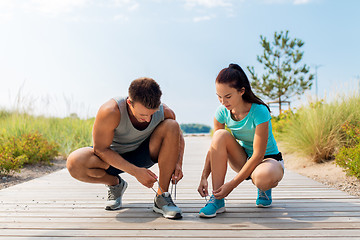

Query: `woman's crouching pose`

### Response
(197, 63, 284, 218)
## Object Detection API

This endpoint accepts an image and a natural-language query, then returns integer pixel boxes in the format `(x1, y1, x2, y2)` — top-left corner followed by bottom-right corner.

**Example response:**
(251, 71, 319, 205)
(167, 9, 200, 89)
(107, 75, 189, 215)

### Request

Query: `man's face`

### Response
(128, 99, 158, 123)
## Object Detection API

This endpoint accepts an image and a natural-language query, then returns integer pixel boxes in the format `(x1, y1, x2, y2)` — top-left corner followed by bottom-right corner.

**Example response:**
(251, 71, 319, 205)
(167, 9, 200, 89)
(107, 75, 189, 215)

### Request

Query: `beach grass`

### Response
(0, 110, 94, 173)
(275, 93, 360, 163)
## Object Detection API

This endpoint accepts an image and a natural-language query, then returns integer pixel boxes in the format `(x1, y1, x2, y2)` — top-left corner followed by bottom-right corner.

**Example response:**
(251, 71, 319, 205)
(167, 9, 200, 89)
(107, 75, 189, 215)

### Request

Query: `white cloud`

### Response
(193, 15, 214, 22)
(0, 0, 140, 22)
(260, 0, 312, 4)
(127, 3, 139, 11)
(0, 13, 12, 22)
(113, 14, 129, 22)
(185, 0, 232, 8)
(27, 0, 89, 16)
(112, 0, 139, 9)
(293, 0, 310, 5)
(0, 0, 15, 8)
(0, 0, 15, 22)
(111, 0, 139, 22)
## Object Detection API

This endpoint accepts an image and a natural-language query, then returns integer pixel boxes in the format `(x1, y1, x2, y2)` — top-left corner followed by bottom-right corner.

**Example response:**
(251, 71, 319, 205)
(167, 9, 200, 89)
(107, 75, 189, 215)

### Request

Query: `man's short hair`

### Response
(128, 77, 162, 109)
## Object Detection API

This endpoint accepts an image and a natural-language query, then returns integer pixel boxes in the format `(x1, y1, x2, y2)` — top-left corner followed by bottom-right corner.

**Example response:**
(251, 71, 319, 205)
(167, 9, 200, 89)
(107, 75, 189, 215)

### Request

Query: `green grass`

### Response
(276, 94, 360, 164)
(0, 110, 94, 173)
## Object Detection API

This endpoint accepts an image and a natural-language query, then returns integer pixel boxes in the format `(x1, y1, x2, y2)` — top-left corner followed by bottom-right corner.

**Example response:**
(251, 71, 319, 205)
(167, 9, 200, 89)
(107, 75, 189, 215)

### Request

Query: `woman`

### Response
(197, 63, 284, 218)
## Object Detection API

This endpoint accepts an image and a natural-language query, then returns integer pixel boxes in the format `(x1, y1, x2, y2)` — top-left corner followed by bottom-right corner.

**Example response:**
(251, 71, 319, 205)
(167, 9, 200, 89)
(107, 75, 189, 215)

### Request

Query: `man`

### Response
(66, 77, 184, 219)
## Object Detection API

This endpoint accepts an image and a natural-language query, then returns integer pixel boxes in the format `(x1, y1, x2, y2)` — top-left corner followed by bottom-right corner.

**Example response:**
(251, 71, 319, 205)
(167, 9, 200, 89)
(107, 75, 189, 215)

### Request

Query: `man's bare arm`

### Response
(92, 99, 157, 187)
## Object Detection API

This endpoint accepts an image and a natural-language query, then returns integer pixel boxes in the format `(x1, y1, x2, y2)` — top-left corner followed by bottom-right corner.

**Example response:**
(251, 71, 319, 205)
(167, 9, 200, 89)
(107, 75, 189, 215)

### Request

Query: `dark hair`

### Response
(128, 77, 162, 109)
(216, 63, 270, 112)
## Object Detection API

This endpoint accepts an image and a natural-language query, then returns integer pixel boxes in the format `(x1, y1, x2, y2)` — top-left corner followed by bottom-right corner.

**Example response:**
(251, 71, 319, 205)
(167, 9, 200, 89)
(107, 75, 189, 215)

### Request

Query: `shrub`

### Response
(0, 150, 26, 174)
(271, 109, 296, 141)
(335, 122, 360, 179)
(0, 132, 59, 174)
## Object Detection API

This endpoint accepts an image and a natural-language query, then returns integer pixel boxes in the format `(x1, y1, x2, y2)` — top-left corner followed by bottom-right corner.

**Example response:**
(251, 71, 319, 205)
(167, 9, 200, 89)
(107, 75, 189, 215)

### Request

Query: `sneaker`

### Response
(199, 195, 225, 218)
(105, 177, 128, 210)
(256, 188, 272, 207)
(153, 192, 182, 219)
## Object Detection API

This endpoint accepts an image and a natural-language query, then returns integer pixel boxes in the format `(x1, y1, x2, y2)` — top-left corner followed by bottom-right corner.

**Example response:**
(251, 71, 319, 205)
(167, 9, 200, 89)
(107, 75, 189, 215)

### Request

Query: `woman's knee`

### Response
(212, 129, 232, 145)
(252, 161, 284, 190)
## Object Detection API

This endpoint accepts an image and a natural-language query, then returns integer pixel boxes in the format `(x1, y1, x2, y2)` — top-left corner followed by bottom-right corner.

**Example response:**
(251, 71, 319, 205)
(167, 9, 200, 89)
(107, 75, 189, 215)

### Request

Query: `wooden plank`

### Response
(2, 205, 360, 213)
(1, 229, 360, 238)
(0, 238, 358, 240)
(0, 136, 359, 239)
(2, 221, 360, 230)
(1, 216, 360, 223)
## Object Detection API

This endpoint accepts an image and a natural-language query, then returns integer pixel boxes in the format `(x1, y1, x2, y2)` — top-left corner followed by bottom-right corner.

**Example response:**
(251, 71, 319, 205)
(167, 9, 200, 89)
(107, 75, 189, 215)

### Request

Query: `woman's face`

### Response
(215, 82, 244, 110)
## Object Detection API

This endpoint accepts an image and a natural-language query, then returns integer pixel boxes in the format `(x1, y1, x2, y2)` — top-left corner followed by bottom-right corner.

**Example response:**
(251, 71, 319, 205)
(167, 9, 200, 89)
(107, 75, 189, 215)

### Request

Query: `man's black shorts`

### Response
(104, 137, 157, 176)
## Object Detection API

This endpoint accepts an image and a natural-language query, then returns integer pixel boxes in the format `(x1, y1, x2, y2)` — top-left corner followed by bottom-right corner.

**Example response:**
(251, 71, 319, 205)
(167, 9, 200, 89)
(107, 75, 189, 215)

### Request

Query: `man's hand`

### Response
(197, 178, 209, 197)
(171, 163, 183, 184)
(212, 181, 235, 199)
(134, 168, 158, 188)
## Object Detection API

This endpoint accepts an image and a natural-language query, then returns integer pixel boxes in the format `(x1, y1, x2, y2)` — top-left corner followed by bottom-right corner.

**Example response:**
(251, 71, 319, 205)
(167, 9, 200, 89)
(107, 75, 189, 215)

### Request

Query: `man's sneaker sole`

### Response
(153, 205, 182, 219)
(199, 207, 225, 218)
(105, 181, 128, 211)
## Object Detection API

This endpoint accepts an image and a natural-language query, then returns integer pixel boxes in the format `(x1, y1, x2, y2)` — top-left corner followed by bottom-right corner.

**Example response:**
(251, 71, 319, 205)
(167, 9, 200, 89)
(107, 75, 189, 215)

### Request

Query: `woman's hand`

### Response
(197, 178, 209, 197)
(213, 181, 236, 199)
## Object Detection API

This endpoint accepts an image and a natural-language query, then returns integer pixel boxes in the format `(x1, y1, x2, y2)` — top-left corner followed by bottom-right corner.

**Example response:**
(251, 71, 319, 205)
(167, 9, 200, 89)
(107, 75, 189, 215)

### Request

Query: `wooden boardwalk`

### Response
(1, 136, 360, 239)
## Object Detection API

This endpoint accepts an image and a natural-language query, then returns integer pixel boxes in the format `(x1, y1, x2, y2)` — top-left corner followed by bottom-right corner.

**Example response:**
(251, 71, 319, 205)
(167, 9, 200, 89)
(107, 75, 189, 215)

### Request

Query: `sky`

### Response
(0, 0, 359, 127)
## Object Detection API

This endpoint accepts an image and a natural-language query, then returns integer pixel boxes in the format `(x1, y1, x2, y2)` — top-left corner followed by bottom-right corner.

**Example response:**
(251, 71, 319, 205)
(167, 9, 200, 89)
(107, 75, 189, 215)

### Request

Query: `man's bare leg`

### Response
(149, 119, 181, 194)
(66, 147, 118, 186)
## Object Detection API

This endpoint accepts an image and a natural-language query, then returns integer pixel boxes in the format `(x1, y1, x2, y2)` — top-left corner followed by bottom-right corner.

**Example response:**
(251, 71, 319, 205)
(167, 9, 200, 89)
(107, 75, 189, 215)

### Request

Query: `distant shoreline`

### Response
(183, 133, 211, 137)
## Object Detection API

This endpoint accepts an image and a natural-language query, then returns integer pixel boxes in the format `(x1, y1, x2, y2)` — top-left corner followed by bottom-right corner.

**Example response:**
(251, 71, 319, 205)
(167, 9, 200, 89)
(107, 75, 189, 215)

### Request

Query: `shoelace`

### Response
(107, 185, 119, 200)
(151, 178, 177, 200)
(163, 193, 176, 207)
(151, 179, 164, 196)
(204, 195, 226, 205)
(107, 190, 115, 200)
(206, 195, 216, 205)
(258, 190, 269, 200)
(151, 179, 177, 206)
(170, 178, 177, 200)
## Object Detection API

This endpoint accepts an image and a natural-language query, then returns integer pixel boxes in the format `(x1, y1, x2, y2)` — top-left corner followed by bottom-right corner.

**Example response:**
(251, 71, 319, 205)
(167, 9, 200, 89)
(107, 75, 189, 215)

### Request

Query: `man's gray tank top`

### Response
(110, 97, 164, 154)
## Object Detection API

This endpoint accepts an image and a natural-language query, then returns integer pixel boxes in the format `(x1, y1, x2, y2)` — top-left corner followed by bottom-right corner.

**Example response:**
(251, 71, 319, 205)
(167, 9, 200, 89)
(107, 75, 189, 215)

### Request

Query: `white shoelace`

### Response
(258, 190, 269, 200)
(151, 179, 177, 200)
(170, 178, 177, 200)
(207, 195, 216, 204)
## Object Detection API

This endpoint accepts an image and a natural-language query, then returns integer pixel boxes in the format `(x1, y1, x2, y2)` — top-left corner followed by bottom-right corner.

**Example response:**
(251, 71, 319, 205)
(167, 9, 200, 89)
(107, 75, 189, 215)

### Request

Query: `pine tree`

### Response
(247, 30, 314, 113)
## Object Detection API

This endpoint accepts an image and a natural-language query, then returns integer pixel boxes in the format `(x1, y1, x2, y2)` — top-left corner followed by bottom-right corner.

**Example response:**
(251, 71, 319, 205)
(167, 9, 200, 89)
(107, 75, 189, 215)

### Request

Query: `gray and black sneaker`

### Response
(105, 177, 128, 210)
(153, 192, 182, 219)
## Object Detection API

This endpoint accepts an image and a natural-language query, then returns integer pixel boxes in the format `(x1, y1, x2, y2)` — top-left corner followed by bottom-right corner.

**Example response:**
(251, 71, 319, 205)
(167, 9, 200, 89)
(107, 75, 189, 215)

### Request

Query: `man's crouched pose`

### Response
(67, 77, 184, 219)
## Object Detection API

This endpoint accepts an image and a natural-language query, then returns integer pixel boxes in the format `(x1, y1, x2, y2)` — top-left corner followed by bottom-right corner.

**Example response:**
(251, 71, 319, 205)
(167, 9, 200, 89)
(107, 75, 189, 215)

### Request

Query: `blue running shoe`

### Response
(199, 195, 225, 218)
(256, 188, 272, 207)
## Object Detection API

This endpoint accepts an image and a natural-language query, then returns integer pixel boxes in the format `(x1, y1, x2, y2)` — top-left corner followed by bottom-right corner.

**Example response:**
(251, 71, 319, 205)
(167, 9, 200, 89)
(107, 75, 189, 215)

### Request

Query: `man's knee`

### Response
(66, 148, 93, 179)
(66, 152, 82, 179)
(158, 119, 180, 136)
